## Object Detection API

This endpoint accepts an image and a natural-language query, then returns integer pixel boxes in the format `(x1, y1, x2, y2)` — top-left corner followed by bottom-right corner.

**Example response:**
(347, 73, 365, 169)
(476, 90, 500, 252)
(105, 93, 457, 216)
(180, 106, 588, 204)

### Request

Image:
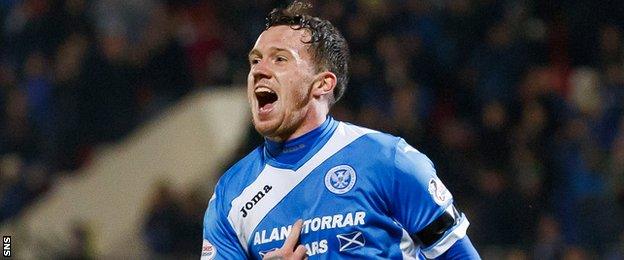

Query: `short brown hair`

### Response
(265, 1, 350, 105)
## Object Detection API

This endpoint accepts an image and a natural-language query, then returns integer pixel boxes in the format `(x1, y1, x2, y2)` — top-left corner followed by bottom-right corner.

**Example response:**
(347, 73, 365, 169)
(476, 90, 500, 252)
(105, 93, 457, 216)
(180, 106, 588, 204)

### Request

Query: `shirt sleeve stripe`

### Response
(420, 208, 470, 259)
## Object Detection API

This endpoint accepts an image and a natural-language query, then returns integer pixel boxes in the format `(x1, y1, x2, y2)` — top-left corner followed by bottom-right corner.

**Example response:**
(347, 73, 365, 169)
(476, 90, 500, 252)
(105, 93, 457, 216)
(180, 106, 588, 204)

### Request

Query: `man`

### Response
(202, 2, 480, 259)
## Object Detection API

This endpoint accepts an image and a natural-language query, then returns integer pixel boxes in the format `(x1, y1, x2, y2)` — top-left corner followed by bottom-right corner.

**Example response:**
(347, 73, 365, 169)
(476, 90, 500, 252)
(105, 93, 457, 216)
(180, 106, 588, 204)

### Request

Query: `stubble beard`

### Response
(253, 83, 314, 142)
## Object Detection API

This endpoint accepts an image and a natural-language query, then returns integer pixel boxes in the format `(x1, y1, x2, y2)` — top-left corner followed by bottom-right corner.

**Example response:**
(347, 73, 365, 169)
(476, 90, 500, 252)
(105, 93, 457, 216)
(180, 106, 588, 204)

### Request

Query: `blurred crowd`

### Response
(0, 0, 207, 221)
(143, 180, 205, 259)
(1, 0, 623, 258)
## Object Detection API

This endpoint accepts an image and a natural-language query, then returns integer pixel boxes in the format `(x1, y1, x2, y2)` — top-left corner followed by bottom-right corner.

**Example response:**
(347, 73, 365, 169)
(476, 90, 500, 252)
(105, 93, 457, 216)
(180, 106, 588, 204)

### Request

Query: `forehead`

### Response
(252, 25, 311, 54)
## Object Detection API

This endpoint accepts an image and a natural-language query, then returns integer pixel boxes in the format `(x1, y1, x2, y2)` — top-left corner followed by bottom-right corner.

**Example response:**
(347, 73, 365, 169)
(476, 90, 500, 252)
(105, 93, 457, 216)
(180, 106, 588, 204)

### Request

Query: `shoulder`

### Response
(339, 122, 432, 169)
(213, 147, 265, 205)
(340, 122, 403, 157)
(221, 147, 264, 180)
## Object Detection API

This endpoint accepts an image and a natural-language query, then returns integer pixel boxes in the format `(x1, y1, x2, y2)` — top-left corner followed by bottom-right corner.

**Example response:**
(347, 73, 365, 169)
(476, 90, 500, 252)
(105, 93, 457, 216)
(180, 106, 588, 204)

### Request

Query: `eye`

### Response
(249, 57, 261, 65)
(275, 56, 288, 63)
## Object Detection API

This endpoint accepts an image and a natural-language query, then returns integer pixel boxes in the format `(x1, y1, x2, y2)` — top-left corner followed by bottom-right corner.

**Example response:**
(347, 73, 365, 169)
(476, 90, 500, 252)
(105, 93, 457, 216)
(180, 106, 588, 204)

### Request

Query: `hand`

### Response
(263, 219, 308, 260)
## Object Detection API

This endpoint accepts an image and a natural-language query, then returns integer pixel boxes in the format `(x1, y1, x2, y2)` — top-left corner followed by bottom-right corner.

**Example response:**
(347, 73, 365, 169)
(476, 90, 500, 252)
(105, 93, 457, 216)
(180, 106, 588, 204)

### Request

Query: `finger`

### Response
(293, 245, 308, 258)
(262, 250, 282, 260)
(283, 219, 303, 250)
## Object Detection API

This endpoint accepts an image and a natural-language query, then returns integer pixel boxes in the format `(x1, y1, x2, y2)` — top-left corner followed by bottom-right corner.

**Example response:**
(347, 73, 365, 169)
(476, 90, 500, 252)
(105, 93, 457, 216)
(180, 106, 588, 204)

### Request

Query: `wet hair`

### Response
(265, 1, 349, 105)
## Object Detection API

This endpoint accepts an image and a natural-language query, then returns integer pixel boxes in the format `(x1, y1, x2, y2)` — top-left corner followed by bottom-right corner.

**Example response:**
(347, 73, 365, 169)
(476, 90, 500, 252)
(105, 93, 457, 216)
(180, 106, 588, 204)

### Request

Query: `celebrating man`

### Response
(202, 2, 480, 259)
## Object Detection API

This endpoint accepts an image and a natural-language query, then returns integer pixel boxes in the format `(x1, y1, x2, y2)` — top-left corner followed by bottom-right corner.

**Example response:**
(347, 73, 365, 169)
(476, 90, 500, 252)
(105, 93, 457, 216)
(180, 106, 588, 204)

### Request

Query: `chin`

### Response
(252, 117, 280, 137)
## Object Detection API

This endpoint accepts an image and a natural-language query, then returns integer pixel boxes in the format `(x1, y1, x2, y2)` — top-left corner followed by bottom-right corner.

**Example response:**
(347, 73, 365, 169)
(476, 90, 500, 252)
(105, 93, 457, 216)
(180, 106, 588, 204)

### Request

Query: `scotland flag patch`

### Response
(336, 231, 365, 251)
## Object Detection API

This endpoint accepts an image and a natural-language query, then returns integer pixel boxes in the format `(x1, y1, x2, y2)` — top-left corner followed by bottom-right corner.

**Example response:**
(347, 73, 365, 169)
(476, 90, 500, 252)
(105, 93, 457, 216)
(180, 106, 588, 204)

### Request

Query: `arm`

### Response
(390, 139, 480, 259)
(202, 192, 247, 259)
(437, 236, 479, 259)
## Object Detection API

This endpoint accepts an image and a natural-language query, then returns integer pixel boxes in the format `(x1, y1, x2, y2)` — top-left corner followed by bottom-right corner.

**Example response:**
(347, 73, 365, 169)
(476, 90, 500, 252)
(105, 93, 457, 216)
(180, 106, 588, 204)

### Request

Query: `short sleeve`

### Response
(202, 191, 247, 259)
(390, 138, 453, 233)
(390, 139, 470, 258)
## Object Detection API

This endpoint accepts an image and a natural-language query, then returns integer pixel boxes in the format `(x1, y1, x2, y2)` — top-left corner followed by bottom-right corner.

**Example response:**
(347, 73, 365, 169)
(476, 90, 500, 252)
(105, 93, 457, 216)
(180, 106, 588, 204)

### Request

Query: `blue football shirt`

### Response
(202, 117, 469, 259)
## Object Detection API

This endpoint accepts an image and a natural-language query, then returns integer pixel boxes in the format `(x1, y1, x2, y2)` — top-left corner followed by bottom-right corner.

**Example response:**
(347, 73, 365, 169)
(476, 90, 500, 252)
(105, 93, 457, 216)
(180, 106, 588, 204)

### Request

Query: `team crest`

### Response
(201, 239, 216, 259)
(428, 178, 451, 206)
(325, 165, 356, 194)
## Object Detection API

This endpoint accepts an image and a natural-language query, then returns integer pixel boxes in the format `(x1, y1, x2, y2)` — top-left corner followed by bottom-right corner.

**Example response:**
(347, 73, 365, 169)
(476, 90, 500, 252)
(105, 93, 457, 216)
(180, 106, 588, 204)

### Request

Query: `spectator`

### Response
(0, 1, 622, 258)
(143, 180, 181, 257)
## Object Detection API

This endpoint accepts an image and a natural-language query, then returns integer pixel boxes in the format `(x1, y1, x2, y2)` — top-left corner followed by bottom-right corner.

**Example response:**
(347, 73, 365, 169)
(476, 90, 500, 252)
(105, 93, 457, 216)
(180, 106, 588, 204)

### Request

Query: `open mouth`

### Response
(255, 87, 278, 110)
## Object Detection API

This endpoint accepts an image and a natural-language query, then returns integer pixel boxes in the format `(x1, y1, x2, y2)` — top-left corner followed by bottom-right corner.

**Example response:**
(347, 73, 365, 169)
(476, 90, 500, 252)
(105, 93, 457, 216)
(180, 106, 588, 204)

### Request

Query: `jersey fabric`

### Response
(202, 117, 471, 259)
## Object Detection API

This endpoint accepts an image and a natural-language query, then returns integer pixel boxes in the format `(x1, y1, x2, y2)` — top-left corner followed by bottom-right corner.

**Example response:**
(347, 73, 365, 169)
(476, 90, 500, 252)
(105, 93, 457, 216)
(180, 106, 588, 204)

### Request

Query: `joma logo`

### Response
(240, 185, 272, 218)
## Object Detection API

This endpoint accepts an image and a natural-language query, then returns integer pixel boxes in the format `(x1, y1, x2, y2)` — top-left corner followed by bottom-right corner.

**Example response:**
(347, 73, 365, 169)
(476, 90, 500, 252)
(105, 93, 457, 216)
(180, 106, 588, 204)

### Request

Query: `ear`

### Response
(312, 71, 337, 99)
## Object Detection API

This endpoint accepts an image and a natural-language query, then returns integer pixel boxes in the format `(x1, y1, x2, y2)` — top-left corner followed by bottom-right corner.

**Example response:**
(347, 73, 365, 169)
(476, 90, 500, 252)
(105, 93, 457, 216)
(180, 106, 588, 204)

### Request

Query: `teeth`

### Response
(255, 87, 274, 94)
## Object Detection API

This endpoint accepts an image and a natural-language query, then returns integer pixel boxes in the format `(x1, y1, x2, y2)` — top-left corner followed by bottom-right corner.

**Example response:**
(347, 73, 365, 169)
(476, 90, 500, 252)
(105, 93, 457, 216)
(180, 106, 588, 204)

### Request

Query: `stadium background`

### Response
(1, 0, 623, 259)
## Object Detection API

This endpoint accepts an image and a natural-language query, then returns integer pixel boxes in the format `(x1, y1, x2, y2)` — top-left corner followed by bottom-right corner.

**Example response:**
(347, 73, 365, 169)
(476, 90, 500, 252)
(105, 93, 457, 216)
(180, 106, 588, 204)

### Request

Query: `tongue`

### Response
(259, 102, 274, 112)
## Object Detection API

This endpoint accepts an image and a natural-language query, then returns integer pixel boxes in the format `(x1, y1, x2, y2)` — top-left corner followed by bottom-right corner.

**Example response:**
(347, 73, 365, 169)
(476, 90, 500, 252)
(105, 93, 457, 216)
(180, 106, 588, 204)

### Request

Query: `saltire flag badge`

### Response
(336, 231, 365, 251)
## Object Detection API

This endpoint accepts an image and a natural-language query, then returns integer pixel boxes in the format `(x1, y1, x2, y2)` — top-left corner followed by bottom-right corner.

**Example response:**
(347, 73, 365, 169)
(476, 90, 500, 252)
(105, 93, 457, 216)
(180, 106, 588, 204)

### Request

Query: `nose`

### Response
(251, 59, 272, 83)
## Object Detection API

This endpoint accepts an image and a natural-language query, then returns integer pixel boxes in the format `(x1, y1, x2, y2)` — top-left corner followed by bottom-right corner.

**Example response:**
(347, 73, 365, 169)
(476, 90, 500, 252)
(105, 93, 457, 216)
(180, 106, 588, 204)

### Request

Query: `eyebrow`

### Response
(248, 49, 261, 59)
(248, 47, 293, 59)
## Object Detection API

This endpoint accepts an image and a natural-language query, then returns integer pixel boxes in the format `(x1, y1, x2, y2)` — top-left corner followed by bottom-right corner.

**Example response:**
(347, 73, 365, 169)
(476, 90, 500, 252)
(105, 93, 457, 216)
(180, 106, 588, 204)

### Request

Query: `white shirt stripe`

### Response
(226, 122, 375, 253)
(420, 206, 470, 259)
(399, 228, 418, 259)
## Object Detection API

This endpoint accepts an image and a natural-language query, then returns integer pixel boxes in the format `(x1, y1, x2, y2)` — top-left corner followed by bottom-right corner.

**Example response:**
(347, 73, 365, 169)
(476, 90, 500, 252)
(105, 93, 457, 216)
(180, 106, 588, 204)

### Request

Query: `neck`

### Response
(264, 116, 336, 167)
(267, 103, 329, 142)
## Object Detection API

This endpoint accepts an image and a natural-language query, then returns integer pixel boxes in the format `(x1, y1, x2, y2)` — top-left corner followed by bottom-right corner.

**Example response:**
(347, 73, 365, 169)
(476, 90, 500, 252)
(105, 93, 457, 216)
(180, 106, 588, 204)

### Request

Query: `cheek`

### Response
(279, 71, 312, 108)
(246, 78, 256, 103)
(247, 74, 254, 90)
(246, 89, 255, 104)
(294, 73, 313, 100)
(284, 82, 306, 107)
